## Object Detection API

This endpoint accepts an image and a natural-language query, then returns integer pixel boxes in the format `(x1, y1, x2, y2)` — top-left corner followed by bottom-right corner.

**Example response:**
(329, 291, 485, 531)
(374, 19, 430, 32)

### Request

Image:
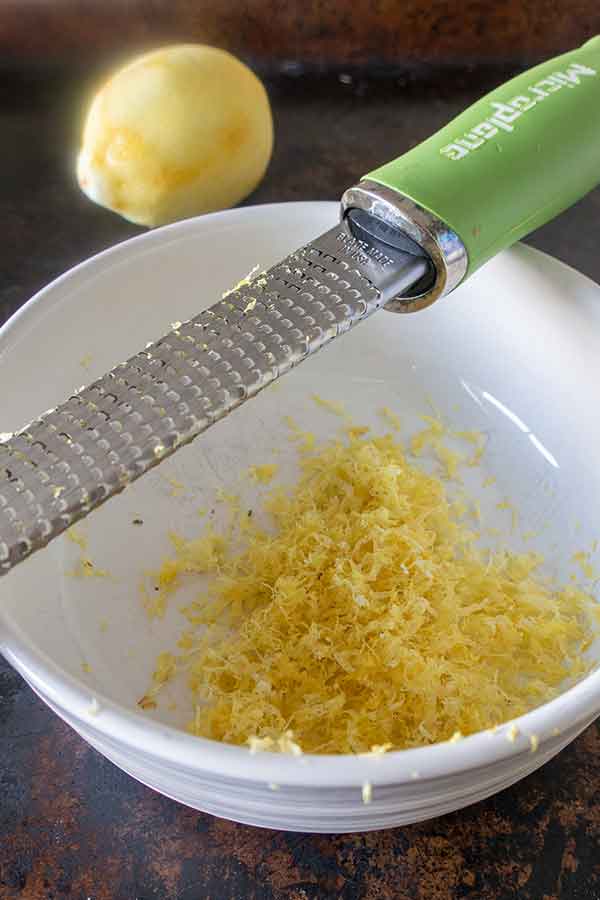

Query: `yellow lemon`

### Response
(77, 45, 273, 227)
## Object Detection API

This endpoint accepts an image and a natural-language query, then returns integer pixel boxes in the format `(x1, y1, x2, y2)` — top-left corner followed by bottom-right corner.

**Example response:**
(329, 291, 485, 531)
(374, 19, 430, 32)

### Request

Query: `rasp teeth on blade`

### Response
(0, 223, 385, 574)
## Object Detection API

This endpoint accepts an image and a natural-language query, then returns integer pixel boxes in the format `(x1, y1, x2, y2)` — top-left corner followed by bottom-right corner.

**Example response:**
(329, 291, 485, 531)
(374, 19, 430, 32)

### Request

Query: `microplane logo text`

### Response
(440, 63, 597, 161)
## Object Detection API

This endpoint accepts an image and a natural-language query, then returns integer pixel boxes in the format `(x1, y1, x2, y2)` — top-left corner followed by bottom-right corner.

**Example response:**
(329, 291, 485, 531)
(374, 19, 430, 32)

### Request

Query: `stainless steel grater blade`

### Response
(0, 209, 434, 575)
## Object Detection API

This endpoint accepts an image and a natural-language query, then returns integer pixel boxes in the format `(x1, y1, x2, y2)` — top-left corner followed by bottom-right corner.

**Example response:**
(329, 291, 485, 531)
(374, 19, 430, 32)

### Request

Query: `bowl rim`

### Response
(2, 200, 600, 789)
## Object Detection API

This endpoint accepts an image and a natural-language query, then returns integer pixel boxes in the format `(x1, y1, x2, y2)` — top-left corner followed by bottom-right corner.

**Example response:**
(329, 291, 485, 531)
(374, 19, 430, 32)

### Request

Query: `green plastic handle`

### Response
(366, 36, 600, 277)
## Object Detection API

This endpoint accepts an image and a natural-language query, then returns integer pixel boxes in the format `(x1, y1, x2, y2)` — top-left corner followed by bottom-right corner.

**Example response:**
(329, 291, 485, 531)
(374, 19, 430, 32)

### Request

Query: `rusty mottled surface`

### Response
(2, 64, 600, 899)
(0, 0, 600, 69)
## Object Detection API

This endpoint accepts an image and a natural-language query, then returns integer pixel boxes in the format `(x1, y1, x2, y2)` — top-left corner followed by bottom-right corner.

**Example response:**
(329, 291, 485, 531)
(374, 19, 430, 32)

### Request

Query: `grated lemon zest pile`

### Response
(142, 426, 599, 754)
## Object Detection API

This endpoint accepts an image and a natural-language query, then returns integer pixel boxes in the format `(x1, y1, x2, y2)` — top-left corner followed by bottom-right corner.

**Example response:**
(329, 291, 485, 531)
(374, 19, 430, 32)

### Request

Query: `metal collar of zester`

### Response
(341, 179, 468, 313)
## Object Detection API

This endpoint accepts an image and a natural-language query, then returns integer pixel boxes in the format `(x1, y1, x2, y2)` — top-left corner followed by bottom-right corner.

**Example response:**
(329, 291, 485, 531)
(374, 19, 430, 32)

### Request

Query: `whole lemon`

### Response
(77, 45, 273, 227)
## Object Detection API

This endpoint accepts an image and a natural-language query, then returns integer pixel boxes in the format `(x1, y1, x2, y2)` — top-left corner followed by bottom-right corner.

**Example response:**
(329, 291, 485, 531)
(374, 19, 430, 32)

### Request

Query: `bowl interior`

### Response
(2, 202, 600, 742)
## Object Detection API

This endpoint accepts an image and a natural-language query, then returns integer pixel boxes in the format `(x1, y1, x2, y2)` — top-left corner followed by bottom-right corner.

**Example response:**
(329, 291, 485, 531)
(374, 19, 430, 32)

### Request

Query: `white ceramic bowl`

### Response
(2, 202, 600, 833)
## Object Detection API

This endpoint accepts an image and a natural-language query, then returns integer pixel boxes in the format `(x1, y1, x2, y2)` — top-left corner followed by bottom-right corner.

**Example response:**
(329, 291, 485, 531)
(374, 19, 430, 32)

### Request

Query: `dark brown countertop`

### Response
(2, 1, 600, 70)
(0, 0, 600, 73)
(2, 64, 600, 900)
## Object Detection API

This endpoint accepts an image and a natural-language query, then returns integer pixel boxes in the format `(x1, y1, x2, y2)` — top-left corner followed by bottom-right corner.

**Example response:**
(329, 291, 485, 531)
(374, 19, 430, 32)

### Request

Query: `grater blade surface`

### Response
(0, 218, 428, 575)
